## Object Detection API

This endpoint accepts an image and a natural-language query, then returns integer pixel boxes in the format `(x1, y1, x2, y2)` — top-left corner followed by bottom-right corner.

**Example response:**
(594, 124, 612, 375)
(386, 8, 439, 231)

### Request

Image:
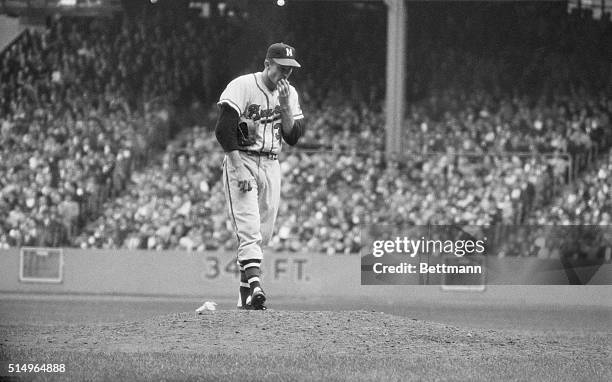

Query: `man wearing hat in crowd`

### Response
(202, 42, 305, 311)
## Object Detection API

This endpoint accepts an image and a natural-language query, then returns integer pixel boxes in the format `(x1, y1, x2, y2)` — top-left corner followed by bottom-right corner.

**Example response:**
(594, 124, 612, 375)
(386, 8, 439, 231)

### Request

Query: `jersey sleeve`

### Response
(290, 86, 304, 120)
(214, 104, 240, 152)
(218, 76, 249, 116)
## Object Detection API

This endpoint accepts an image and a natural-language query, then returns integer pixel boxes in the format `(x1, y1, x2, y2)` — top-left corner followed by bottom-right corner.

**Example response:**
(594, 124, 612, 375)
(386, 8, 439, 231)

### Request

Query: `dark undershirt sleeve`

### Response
(214, 104, 240, 152)
(282, 118, 305, 146)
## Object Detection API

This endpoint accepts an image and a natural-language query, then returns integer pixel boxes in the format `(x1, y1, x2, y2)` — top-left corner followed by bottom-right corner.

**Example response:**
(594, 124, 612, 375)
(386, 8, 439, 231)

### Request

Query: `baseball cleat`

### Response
(238, 295, 254, 310)
(250, 287, 266, 310)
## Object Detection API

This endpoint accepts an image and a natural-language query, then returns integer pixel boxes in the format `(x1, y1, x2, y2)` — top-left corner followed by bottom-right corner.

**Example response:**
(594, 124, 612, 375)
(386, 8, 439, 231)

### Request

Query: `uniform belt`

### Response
(243, 151, 278, 160)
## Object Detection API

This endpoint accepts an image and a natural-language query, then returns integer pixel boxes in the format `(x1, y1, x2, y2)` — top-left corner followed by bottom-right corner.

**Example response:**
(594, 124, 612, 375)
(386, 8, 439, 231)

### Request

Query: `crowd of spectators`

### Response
(1, 3, 611, 255)
(71, 128, 230, 251)
(66, 131, 599, 255)
(0, 12, 239, 249)
(0, 26, 143, 249)
(526, 149, 612, 226)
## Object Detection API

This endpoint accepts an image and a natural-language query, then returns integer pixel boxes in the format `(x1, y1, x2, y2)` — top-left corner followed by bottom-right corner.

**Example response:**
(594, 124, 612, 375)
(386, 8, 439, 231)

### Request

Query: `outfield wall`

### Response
(0, 249, 610, 307)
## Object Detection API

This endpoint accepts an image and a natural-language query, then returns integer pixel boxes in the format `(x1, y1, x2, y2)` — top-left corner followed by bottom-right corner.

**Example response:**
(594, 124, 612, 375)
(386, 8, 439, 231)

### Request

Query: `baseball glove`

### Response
(237, 116, 257, 146)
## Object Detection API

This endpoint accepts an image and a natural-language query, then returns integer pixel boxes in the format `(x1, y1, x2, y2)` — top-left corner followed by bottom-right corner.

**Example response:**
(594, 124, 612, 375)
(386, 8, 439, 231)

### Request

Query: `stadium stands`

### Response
(0, 13, 237, 248)
(1, 3, 610, 254)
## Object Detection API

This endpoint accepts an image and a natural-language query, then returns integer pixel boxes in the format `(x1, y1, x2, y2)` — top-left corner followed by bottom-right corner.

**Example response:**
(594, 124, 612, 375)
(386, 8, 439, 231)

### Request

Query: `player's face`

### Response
(268, 61, 293, 84)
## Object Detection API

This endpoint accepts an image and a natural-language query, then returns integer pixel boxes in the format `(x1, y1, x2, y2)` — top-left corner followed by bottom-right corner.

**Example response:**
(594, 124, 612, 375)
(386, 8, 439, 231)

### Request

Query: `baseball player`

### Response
(213, 42, 304, 310)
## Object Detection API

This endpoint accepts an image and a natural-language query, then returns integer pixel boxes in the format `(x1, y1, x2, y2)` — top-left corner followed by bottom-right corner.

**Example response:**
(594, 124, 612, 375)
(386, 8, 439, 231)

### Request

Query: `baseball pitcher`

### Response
(211, 42, 305, 310)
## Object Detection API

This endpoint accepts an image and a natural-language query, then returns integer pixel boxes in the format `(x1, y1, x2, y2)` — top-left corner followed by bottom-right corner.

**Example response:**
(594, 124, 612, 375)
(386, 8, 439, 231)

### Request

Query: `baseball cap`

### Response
(266, 42, 301, 68)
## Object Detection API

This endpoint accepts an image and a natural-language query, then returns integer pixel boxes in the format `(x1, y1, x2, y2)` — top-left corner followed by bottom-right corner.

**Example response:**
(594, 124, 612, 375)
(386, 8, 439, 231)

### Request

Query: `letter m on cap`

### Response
(285, 47, 293, 57)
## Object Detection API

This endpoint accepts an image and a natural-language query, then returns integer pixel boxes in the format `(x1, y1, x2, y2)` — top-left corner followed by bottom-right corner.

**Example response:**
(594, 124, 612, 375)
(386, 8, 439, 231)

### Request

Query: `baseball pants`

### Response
(222, 151, 281, 262)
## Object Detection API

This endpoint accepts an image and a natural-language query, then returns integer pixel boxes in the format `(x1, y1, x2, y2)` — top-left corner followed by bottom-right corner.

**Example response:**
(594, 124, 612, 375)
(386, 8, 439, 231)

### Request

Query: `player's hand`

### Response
(277, 78, 290, 107)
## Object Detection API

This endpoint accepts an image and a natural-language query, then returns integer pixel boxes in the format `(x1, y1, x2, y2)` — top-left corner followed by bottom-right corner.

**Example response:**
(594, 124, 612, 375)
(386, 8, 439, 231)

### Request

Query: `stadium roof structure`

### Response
(1, 0, 122, 18)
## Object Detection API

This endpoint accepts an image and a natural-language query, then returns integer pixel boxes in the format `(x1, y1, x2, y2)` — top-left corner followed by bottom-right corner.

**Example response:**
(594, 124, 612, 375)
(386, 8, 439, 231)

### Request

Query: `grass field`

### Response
(1, 296, 610, 381)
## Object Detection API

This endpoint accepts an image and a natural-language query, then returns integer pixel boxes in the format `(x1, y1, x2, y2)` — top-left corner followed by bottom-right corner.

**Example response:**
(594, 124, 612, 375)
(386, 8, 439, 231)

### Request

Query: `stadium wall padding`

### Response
(0, 249, 610, 307)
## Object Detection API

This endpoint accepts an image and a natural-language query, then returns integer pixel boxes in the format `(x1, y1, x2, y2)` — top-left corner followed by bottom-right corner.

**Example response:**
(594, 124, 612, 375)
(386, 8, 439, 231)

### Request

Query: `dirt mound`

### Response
(2, 310, 608, 359)
(2, 310, 610, 381)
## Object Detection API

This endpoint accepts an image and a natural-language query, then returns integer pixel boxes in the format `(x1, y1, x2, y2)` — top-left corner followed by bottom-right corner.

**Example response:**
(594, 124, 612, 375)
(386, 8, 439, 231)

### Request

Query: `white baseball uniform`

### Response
(218, 71, 304, 263)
